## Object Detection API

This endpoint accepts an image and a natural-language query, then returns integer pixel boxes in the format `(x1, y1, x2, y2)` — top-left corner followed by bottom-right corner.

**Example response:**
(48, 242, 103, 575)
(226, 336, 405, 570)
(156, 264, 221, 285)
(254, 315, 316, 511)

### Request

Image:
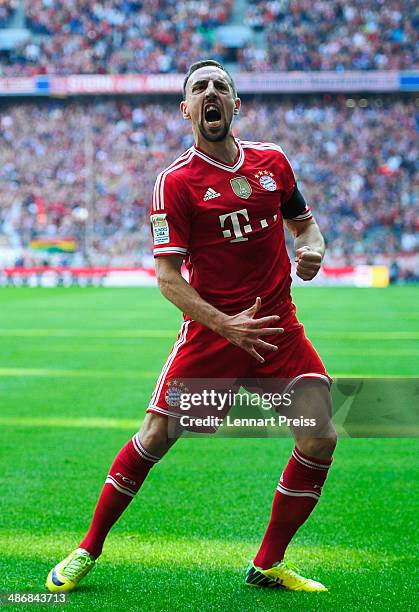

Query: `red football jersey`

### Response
(151, 138, 312, 316)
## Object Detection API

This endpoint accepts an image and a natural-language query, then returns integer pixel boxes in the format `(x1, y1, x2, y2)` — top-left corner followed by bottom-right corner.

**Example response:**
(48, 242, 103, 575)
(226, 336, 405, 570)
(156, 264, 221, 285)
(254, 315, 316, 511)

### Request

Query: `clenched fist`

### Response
(295, 246, 323, 281)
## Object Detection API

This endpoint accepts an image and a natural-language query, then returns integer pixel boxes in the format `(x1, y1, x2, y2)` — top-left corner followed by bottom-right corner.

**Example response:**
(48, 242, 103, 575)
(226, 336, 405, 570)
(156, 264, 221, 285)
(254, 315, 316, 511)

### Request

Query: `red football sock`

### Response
(79, 434, 160, 558)
(253, 447, 332, 569)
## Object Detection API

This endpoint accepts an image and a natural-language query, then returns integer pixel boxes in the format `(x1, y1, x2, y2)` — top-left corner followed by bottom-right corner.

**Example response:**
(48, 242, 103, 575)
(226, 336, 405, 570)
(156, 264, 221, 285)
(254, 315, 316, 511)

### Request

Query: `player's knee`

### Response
(298, 432, 337, 459)
(138, 413, 176, 456)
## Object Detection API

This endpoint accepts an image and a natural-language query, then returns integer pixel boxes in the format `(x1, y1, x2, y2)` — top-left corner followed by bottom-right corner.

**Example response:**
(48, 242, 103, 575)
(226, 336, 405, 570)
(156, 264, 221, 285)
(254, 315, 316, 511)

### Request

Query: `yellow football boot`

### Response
(46, 548, 95, 593)
(245, 560, 328, 592)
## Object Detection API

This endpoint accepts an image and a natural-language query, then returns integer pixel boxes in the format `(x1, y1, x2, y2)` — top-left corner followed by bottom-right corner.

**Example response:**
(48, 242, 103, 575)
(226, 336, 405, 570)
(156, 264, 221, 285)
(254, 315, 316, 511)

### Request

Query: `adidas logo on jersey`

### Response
(203, 187, 221, 201)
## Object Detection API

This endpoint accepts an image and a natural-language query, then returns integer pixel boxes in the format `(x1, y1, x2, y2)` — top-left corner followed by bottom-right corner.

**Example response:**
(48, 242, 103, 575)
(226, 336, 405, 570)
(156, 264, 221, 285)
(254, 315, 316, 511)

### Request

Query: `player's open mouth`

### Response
(204, 104, 222, 128)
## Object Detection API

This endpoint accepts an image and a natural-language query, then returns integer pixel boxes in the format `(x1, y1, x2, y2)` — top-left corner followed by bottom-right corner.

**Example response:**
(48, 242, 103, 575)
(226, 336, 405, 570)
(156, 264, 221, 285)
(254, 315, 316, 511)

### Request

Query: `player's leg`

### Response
(246, 314, 337, 590)
(46, 319, 246, 593)
(79, 412, 180, 558)
(46, 413, 181, 592)
(248, 378, 336, 591)
(46, 321, 194, 592)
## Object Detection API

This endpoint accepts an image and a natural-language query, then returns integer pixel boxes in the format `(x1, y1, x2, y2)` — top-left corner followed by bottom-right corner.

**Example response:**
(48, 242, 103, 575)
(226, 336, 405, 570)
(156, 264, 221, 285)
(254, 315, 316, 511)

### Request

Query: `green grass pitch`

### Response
(0, 286, 418, 611)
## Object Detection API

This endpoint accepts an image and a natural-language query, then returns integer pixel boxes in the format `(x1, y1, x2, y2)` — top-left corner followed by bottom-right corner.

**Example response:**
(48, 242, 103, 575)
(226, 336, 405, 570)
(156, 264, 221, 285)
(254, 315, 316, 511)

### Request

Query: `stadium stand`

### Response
(2, 0, 233, 75)
(0, 1, 16, 28)
(0, 0, 417, 282)
(0, 96, 417, 272)
(0, 0, 416, 74)
(241, 0, 418, 71)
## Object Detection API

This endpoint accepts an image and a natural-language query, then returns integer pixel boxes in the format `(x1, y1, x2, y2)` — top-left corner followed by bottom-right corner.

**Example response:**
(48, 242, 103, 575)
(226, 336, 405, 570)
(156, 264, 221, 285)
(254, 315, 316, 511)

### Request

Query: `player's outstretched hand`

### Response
(218, 297, 284, 363)
(295, 246, 323, 281)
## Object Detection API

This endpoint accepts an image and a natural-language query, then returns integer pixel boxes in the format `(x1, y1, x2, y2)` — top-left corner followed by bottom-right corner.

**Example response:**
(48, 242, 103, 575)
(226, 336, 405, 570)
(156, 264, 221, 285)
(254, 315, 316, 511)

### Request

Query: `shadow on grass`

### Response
(1, 554, 331, 612)
(1, 553, 413, 612)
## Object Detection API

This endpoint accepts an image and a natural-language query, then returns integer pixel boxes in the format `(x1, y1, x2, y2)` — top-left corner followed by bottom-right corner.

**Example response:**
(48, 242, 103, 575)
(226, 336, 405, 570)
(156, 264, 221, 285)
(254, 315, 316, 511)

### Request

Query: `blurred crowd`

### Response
(3, 0, 232, 75)
(0, 0, 16, 27)
(240, 0, 418, 71)
(0, 0, 417, 75)
(0, 95, 417, 270)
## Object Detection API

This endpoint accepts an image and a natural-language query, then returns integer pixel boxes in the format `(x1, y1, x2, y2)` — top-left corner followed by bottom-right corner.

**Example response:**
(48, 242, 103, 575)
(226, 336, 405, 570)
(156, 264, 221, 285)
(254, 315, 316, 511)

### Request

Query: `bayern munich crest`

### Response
(255, 170, 277, 191)
(165, 379, 189, 408)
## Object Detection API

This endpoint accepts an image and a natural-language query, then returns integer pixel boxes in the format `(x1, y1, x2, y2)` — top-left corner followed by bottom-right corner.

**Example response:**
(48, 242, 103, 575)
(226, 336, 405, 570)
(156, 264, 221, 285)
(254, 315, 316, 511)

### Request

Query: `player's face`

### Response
(181, 67, 240, 143)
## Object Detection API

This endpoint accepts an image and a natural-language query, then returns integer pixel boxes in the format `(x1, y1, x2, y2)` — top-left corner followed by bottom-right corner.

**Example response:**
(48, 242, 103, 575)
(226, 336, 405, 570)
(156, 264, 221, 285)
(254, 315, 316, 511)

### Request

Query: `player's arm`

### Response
(155, 256, 283, 363)
(281, 183, 325, 281)
(152, 171, 282, 362)
(286, 216, 325, 281)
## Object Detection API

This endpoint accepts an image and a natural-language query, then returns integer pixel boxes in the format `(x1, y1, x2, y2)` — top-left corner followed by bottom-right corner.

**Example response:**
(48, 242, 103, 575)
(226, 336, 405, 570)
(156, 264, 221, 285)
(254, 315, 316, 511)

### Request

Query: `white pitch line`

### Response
(9, 345, 163, 353)
(0, 416, 140, 428)
(310, 331, 419, 340)
(323, 348, 419, 355)
(0, 329, 417, 340)
(0, 329, 176, 338)
(0, 368, 158, 378)
(330, 374, 418, 378)
(0, 369, 415, 380)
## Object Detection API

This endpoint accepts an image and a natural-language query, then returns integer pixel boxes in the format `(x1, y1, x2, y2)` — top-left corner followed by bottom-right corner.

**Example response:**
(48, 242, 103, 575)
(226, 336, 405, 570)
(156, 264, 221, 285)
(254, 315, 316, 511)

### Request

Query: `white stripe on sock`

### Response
(277, 484, 320, 500)
(293, 449, 330, 470)
(131, 435, 160, 463)
(105, 476, 136, 498)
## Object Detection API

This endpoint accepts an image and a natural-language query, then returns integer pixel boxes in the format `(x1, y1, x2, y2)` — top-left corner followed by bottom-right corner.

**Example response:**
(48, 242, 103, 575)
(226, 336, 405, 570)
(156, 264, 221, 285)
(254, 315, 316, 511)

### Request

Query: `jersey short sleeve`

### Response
(151, 171, 191, 258)
(276, 148, 312, 222)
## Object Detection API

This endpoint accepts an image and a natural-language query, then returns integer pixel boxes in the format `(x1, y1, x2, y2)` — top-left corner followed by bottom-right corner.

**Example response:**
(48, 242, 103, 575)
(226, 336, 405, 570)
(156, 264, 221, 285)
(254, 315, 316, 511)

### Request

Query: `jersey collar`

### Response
(193, 138, 244, 173)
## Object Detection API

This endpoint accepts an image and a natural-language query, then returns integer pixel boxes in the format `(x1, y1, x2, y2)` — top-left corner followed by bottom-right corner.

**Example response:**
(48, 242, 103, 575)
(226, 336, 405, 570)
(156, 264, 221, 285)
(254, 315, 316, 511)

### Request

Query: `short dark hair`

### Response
(183, 59, 237, 98)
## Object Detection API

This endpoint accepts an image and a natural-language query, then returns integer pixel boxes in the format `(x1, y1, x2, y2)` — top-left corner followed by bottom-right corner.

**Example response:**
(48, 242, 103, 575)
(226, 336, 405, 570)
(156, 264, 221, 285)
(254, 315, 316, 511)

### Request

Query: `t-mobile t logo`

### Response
(219, 208, 252, 242)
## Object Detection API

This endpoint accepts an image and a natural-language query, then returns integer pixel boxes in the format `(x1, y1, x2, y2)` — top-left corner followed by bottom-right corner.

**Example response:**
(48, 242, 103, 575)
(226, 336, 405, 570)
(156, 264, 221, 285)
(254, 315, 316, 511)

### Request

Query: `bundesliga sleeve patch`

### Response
(151, 213, 170, 245)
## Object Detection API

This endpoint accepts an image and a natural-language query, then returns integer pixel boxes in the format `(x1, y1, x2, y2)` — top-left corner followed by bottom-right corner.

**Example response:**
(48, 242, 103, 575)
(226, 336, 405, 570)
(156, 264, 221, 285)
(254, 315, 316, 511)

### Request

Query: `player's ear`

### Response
(233, 98, 241, 116)
(180, 101, 191, 120)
